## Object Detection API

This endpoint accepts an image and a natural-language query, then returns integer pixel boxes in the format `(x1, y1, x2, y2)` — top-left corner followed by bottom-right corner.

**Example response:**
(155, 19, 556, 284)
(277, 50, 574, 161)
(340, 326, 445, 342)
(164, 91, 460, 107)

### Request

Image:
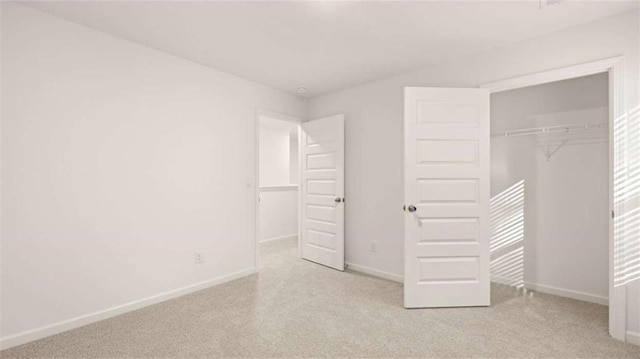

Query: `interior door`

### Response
(300, 114, 345, 271)
(404, 87, 490, 308)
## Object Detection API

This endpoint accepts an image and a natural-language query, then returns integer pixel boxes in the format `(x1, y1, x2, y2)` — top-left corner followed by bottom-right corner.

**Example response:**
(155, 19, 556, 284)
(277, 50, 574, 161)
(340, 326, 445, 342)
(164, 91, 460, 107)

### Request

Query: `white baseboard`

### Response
(0, 267, 256, 351)
(524, 281, 608, 306)
(626, 331, 640, 346)
(259, 233, 297, 243)
(346, 262, 403, 283)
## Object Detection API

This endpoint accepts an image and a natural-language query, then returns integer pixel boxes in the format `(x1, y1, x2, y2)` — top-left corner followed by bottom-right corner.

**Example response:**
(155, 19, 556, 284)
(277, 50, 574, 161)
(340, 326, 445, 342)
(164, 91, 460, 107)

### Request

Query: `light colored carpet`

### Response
(1, 238, 638, 358)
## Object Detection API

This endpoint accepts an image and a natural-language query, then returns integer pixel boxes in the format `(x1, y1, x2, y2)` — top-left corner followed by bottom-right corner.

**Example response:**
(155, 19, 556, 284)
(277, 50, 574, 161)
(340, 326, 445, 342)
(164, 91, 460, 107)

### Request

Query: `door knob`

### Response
(335, 197, 342, 203)
(407, 205, 417, 213)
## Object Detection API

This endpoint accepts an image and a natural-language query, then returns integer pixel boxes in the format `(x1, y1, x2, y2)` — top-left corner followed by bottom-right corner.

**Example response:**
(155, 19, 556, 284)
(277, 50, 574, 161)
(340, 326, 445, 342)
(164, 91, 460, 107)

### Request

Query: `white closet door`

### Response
(404, 87, 490, 308)
(300, 115, 345, 271)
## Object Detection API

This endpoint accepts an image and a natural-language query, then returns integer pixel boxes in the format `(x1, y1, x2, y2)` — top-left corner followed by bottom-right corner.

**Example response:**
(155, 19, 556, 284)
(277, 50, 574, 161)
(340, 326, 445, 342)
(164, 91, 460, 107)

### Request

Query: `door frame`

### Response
(254, 109, 303, 271)
(479, 56, 626, 341)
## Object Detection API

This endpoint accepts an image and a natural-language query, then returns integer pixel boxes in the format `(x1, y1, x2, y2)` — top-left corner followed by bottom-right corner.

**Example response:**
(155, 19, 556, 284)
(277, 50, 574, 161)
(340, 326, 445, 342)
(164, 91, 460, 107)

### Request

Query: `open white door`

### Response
(404, 87, 490, 308)
(300, 115, 345, 271)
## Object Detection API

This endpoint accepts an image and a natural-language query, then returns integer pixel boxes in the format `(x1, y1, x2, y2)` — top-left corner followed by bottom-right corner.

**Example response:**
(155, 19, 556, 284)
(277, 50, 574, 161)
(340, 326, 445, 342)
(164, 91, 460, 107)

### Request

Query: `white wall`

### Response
(258, 187, 298, 242)
(260, 127, 291, 187)
(308, 10, 639, 332)
(0, 3, 306, 346)
(491, 74, 609, 301)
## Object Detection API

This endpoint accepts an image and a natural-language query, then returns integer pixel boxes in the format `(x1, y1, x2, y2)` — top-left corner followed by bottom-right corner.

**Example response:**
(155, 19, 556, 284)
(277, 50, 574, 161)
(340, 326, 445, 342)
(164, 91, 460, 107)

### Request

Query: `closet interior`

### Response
(489, 73, 610, 305)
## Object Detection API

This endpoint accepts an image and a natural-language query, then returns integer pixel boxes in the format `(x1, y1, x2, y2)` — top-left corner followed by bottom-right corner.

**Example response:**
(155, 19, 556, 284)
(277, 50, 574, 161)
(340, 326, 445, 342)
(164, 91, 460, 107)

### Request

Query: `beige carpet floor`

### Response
(1, 238, 638, 358)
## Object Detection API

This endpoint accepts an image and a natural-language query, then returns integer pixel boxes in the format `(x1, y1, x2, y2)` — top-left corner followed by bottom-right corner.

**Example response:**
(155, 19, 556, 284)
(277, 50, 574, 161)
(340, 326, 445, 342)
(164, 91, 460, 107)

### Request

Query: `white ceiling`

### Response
(21, 1, 638, 97)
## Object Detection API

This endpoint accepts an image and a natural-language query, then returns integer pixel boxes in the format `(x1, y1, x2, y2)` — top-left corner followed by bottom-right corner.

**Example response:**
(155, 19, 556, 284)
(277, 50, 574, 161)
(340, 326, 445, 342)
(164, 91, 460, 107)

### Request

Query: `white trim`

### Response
(524, 281, 608, 306)
(296, 125, 303, 259)
(608, 59, 628, 342)
(259, 185, 298, 192)
(480, 56, 626, 342)
(346, 262, 403, 283)
(480, 56, 624, 94)
(259, 233, 297, 243)
(258, 109, 303, 125)
(0, 268, 256, 350)
(626, 331, 640, 346)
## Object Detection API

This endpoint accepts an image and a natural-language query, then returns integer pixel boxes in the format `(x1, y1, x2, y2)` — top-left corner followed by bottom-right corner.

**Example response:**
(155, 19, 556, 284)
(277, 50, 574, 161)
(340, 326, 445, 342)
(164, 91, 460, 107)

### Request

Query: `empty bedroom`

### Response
(1, 1, 639, 358)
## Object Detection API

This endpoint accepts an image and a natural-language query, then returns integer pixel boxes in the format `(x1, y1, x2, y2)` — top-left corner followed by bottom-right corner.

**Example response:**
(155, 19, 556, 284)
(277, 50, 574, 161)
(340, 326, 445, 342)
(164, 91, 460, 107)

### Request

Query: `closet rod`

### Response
(492, 123, 607, 138)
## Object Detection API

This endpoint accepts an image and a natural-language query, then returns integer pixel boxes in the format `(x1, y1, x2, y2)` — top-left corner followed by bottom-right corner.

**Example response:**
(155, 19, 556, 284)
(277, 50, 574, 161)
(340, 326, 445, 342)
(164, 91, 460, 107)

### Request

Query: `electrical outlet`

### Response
(371, 241, 377, 253)
(194, 251, 204, 264)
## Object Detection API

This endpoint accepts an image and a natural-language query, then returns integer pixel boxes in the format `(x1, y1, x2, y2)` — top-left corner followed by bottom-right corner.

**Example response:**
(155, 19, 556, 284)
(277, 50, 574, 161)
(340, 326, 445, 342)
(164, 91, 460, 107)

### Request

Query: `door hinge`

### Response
(403, 205, 406, 212)
(611, 210, 615, 219)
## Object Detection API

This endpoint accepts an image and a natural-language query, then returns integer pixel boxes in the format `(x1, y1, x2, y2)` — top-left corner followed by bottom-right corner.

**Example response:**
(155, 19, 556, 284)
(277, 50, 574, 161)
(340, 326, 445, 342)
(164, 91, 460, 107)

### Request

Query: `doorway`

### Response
(489, 73, 610, 303)
(481, 57, 629, 341)
(403, 57, 630, 341)
(256, 112, 302, 268)
(256, 112, 346, 272)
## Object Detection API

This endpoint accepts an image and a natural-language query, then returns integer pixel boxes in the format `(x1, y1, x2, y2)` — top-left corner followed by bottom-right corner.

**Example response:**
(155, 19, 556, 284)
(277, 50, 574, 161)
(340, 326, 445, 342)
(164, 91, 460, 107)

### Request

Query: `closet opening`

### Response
(256, 112, 302, 268)
(489, 73, 610, 311)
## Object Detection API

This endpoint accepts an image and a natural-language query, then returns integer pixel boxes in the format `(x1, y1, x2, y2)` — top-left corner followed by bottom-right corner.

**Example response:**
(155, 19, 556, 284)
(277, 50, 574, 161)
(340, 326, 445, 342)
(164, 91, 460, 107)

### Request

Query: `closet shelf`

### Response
(491, 123, 607, 138)
(492, 122, 608, 161)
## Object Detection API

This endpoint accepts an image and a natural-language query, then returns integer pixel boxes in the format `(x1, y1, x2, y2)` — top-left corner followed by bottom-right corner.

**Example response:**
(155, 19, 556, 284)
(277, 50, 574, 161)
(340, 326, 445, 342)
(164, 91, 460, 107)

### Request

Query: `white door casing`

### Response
(404, 87, 490, 308)
(301, 115, 345, 271)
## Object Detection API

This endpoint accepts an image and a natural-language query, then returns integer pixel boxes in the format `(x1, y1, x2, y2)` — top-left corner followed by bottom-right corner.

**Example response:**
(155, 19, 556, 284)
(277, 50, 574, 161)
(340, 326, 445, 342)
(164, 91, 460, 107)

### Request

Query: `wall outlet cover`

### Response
(194, 251, 204, 264)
